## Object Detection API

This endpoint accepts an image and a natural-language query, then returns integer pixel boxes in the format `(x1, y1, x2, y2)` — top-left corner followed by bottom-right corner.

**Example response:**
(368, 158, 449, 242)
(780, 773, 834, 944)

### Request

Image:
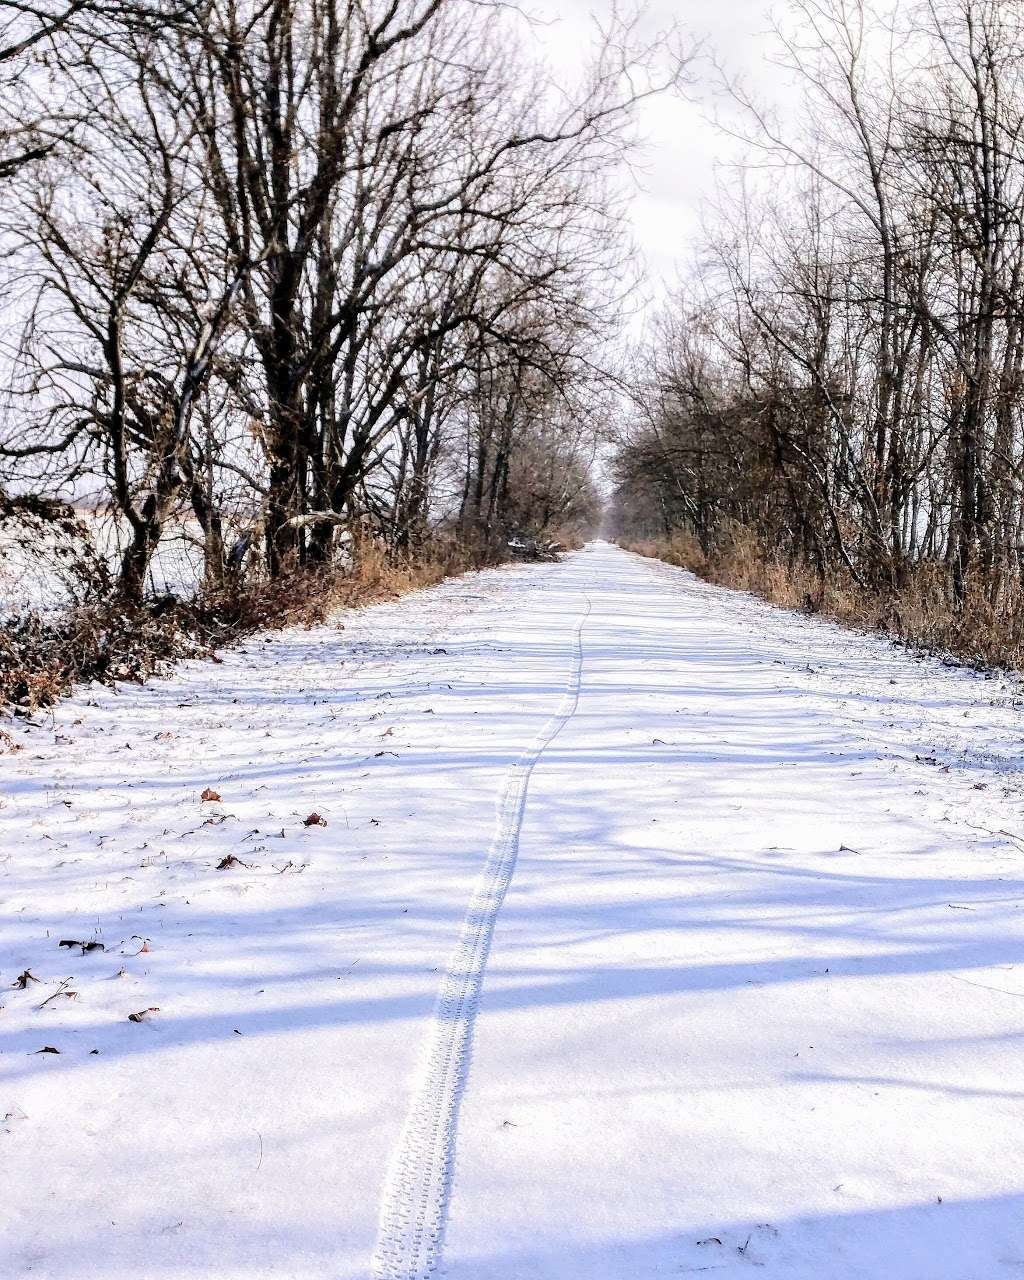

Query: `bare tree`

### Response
(617, 0, 1024, 657)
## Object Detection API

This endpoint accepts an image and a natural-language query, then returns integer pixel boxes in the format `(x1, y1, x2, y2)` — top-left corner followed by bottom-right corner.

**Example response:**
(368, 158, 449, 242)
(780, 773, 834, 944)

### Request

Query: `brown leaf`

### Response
(216, 854, 251, 870)
(303, 812, 327, 827)
(201, 787, 222, 803)
(13, 970, 39, 989)
(128, 1007, 160, 1023)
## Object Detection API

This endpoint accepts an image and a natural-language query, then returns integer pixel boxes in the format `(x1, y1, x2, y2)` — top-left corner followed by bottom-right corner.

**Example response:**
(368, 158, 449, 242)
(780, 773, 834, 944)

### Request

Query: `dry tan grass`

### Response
(333, 534, 471, 607)
(625, 528, 1024, 672)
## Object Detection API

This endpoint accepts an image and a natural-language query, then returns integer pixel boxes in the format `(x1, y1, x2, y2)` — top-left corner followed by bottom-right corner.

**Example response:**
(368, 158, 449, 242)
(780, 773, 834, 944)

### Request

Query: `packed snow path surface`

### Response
(4, 543, 1024, 1279)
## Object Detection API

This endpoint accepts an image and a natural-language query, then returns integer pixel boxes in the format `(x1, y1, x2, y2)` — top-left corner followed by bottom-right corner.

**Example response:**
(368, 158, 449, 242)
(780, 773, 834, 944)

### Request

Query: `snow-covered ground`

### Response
(3, 541, 1024, 1279)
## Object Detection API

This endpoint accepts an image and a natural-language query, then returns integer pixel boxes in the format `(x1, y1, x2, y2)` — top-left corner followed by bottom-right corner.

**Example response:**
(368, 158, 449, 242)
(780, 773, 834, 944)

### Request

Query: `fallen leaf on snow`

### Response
(13, 970, 39, 989)
(303, 812, 327, 827)
(128, 1007, 160, 1023)
(201, 788, 222, 803)
(59, 939, 105, 953)
(32, 1046, 60, 1055)
(216, 854, 252, 870)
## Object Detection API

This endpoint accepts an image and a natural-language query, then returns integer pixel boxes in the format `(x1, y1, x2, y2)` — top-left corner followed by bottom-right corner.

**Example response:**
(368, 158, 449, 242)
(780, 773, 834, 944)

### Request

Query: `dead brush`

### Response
(1, 533, 484, 710)
(626, 529, 1024, 673)
(324, 533, 471, 609)
(626, 531, 708, 576)
(1, 601, 197, 710)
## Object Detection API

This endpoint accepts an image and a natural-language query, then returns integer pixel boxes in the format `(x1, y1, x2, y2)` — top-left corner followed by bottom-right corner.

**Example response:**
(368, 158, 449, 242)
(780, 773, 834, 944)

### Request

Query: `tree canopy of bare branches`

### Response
(2, 0, 684, 604)
(615, 0, 1024, 641)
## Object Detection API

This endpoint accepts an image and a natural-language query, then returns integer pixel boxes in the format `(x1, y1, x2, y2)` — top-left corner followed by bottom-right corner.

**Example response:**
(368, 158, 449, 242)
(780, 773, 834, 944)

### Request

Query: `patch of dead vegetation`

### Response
(626, 527, 1024, 672)
(1, 534, 488, 712)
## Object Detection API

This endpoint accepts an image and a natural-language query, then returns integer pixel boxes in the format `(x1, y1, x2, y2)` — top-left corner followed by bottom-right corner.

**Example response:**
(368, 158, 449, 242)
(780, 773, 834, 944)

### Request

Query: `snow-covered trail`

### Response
(4, 543, 1024, 1279)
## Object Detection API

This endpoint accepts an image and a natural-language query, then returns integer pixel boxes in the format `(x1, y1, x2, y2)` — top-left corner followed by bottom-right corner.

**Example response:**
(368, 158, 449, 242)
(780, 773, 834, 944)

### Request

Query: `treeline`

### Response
(615, 0, 1024, 661)
(0, 0, 662, 608)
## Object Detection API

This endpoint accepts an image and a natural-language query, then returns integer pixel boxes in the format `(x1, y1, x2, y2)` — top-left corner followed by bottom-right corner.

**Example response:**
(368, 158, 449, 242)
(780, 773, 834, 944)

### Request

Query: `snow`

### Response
(3, 541, 1024, 1278)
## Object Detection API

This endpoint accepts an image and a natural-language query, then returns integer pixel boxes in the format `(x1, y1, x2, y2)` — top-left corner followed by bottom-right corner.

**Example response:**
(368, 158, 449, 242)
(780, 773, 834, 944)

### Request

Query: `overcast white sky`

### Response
(523, 1, 783, 296)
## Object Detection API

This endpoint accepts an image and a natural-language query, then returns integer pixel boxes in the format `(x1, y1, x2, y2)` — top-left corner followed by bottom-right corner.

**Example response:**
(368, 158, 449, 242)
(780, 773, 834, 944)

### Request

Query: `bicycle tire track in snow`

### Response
(372, 591, 592, 1280)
